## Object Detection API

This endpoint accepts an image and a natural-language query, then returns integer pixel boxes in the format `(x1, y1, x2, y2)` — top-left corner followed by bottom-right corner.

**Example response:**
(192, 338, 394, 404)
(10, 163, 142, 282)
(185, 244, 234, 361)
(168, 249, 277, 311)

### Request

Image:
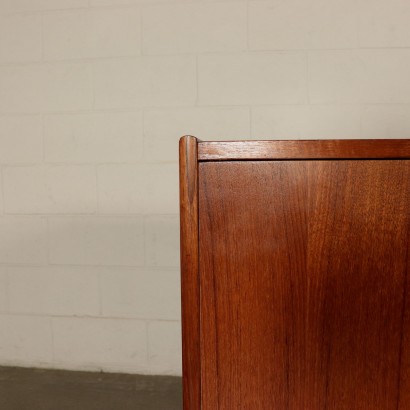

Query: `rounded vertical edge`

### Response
(179, 135, 201, 410)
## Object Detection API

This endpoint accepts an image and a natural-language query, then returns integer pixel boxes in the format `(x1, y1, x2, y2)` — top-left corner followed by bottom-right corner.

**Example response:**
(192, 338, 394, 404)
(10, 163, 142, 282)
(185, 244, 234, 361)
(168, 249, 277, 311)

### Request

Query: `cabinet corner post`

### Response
(179, 135, 201, 410)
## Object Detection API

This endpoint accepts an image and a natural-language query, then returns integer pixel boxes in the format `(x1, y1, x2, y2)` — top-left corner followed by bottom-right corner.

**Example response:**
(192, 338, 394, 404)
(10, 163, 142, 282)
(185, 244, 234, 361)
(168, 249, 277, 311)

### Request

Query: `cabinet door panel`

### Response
(198, 160, 410, 410)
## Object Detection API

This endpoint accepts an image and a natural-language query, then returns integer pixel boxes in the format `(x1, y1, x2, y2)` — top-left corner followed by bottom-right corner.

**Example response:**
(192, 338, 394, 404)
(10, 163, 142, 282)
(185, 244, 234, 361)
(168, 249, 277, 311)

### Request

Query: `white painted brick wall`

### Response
(248, 0, 358, 50)
(0, 315, 53, 366)
(0, 172, 3, 215)
(97, 163, 179, 214)
(93, 56, 196, 109)
(100, 267, 181, 320)
(43, 8, 142, 60)
(0, 217, 48, 264)
(148, 321, 182, 375)
(0, 14, 42, 64)
(52, 317, 148, 373)
(0, 63, 94, 113)
(251, 106, 362, 139)
(3, 165, 97, 214)
(0, 268, 7, 312)
(7, 266, 100, 316)
(48, 216, 145, 266)
(0, 116, 43, 163)
(142, 3, 247, 54)
(308, 50, 410, 104)
(44, 112, 143, 163)
(0, 0, 409, 377)
(145, 215, 180, 268)
(198, 53, 308, 105)
(0, 0, 88, 12)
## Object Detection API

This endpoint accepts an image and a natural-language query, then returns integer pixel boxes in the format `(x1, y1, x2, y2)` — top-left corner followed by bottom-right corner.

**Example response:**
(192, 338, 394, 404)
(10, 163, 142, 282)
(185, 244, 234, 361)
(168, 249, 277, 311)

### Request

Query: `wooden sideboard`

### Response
(179, 136, 410, 410)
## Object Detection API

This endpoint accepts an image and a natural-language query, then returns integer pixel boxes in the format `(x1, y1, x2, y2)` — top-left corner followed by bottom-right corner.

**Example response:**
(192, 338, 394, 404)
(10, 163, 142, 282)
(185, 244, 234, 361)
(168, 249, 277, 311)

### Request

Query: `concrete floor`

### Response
(0, 366, 182, 410)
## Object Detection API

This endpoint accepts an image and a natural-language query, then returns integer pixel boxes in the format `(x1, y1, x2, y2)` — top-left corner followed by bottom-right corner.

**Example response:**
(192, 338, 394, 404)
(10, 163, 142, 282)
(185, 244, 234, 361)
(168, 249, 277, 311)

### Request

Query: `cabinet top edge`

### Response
(197, 139, 410, 161)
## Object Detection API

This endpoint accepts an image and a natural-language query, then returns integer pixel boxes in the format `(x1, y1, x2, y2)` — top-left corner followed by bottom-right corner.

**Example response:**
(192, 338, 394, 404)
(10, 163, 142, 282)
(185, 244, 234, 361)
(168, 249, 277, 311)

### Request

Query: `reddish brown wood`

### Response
(399, 231, 410, 410)
(198, 139, 410, 161)
(199, 161, 308, 409)
(180, 138, 410, 409)
(305, 160, 410, 409)
(198, 159, 410, 409)
(179, 135, 200, 410)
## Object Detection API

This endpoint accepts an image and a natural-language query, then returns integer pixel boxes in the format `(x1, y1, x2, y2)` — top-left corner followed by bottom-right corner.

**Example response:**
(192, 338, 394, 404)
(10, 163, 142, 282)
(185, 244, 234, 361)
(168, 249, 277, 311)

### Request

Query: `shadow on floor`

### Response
(0, 366, 182, 410)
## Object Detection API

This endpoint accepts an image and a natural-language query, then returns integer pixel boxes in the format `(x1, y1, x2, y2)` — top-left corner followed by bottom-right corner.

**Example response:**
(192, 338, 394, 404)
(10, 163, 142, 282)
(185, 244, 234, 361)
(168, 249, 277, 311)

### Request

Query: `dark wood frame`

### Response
(198, 139, 410, 161)
(179, 136, 201, 410)
(179, 136, 410, 409)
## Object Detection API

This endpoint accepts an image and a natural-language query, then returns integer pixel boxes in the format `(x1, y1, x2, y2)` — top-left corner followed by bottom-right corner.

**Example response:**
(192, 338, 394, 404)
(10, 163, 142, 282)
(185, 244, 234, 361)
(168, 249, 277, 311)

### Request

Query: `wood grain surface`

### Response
(179, 136, 200, 410)
(198, 159, 410, 409)
(198, 140, 410, 161)
(399, 227, 410, 410)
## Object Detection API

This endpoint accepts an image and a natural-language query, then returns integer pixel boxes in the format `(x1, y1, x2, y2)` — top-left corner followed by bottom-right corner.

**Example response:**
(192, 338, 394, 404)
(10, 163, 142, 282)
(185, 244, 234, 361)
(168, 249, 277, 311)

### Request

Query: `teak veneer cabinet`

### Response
(179, 136, 410, 410)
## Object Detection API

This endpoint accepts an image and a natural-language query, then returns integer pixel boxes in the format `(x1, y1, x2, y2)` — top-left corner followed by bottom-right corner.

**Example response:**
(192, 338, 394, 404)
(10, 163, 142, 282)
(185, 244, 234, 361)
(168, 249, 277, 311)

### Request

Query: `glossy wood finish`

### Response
(198, 160, 410, 409)
(179, 137, 410, 409)
(179, 136, 200, 410)
(304, 160, 410, 409)
(198, 139, 410, 161)
(400, 265, 410, 410)
(199, 161, 308, 409)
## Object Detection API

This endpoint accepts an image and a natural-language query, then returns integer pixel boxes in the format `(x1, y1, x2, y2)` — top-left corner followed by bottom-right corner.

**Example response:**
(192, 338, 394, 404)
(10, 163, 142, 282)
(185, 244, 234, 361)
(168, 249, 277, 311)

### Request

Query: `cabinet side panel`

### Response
(179, 136, 200, 410)
(199, 160, 410, 410)
(199, 161, 309, 409)
(306, 160, 410, 409)
(399, 229, 410, 410)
